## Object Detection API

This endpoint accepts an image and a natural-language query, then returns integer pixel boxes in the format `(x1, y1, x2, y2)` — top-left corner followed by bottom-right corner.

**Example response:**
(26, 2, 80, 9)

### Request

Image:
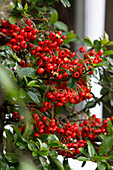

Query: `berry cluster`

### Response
(13, 111, 112, 158)
(0, 19, 37, 51)
(1, 18, 106, 159)
(0, 19, 103, 112)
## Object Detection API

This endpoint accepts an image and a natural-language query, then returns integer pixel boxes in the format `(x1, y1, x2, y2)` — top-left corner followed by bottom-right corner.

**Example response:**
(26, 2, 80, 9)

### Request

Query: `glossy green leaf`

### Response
(97, 162, 106, 170)
(27, 91, 40, 104)
(92, 156, 109, 161)
(9, 16, 16, 24)
(79, 147, 88, 157)
(49, 150, 58, 158)
(12, 125, 21, 136)
(106, 57, 113, 66)
(17, 3, 23, 11)
(85, 101, 96, 109)
(16, 142, 26, 149)
(103, 50, 113, 55)
(48, 134, 59, 144)
(87, 140, 97, 157)
(63, 31, 77, 43)
(54, 21, 68, 31)
(28, 141, 37, 152)
(50, 10, 58, 25)
(37, 149, 49, 156)
(23, 120, 33, 138)
(77, 156, 89, 161)
(93, 40, 101, 52)
(9, 166, 16, 170)
(21, 67, 37, 78)
(0, 45, 14, 56)
(104, 31, 109, 41)
(9, 2, 15, 9)
(106, 41, 113, 46)
(99, 136, 113, 156)
(63, 158, 71, 170)
(67, 77, 77, 89)
(39, 156, 48, 170)
(32, 151, 37, 157)
(107, 120, 113, 136)
(110, 94, 113, 107)
(83, 37, 93, 47)
(60, 0, 71, 7)
(5, 153, 18, 163)
(50, 156, 64, 170)
(24, 3, 28, 10)
(27, 80, 36, 86)
(93, 59, 108, 67)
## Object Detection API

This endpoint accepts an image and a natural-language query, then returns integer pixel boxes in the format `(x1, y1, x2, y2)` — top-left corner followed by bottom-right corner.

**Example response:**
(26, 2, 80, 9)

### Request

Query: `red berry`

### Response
(98, 50, 103, 56)
(26, 19, 32, 26)
(37, 68, 44, 74)
(79, 46, 85, 53)
(73, 71, 80, 78)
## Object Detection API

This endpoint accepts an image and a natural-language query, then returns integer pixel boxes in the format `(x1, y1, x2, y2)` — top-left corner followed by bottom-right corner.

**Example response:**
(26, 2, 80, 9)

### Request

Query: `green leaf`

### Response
(97, 162, 106, 170)
(9, 16, 16, 24)
(17, 3, 23, 11)
(27, 80, 36, 87)
(5, 129, 13, 142)
(63, 31, 77, 43)
(77, 156, 89, 161)
(23, 120, 33, 139)
(60, 0, 71, 7)
(50, 156, 64, 170)
(5, 153, 18, 163)
(79, 147, 88, 157)
(106, 57, 113, 66)
(93, 59, 108, 67)
(87, 140, 97, 157)
(12, 125, 21, 136)
(107, 120, 113, 136)
(2, 164, 9, 170)
(16, 142, 26, 149)
(93, 40, 101, 52)
(50, 10, 58, 25)
(104, 31, 109, 41)
(1, 45, 13, 56)
(39, 156, 48, 170)
(9, 2, 15, 9)
(23, 75, 28, 85)
(92, 156, 109, 161)
(54, 21, 68, 31)
(99, 136, 113, 156)
(32, 151, 37, 157)
(37, 149, 49, 156)
(21, 67, 37, 79)
(24, 3, 28, 11)
(48, 134, 59, 144)
(49, 150, 58, 158)
(9, 166, 16, 170)
(83, 37, 93, 47)
(106, 41, 113, 46)
(103, 50, 113, 55)
(13, 53, 21, 62)
(67, 77, 77, 89)
(63, 158, 71, 170)
(27, 91, 40, 104)
(28, 141, 37, 152)
(85, 101, 96, 109)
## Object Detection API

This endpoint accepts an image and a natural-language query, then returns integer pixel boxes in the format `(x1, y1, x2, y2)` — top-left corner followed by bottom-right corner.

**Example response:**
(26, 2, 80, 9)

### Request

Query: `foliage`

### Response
(0, 0, 113, 170)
